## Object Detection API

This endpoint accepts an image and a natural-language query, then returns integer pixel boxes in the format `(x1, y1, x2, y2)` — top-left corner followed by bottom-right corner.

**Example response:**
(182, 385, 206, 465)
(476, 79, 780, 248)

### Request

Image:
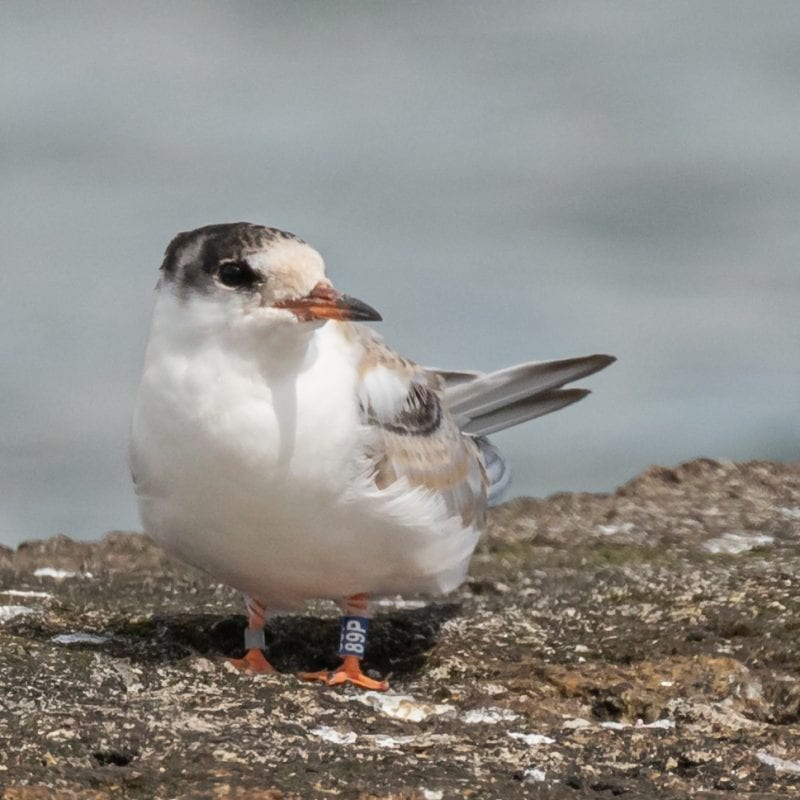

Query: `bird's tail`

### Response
(436, 354, 616, 505)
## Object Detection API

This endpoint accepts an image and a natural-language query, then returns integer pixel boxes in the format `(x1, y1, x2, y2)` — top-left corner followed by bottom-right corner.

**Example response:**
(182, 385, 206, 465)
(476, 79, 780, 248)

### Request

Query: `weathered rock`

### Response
(0, 458, 798, 798)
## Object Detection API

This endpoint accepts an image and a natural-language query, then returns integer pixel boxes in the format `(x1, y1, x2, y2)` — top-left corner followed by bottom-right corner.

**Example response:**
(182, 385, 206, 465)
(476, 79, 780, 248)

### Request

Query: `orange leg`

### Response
(300, 593, 389, 691)
(228, 596, 276, 673)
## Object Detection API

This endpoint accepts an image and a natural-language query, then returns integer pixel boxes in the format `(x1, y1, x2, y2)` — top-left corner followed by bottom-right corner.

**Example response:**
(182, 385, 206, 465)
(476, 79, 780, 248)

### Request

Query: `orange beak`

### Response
(274, 282, 382, 322)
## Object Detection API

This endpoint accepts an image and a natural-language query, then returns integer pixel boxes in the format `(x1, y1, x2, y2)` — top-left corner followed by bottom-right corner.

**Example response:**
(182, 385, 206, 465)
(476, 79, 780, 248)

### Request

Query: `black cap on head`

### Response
(160, 223, 301, 294)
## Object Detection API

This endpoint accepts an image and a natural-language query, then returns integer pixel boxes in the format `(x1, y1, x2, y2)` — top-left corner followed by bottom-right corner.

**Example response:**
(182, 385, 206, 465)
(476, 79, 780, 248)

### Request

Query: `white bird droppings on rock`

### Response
(462, 707, 520, 724)
(597, 522, 634, 536)
(52, 632, 110, 645)
(638, 718, 676, 730)
(0, 605, 35, 623)
(508, 732, 556, 745)
(756, 751, 800, 774)
(355, 691, 456, 722)
(0, 589, 52, 599)
(310, 725, 358, 745)
(703, 533, 774, 555)
(33, 567, 91, 580)
(562, 718, 592, 730)
(44, 728, 79, 742)
(599, 719, 675, 730)
(776, 506, 800, 520)
(524, 767, 547, 783)
(363, 734, 417, 749)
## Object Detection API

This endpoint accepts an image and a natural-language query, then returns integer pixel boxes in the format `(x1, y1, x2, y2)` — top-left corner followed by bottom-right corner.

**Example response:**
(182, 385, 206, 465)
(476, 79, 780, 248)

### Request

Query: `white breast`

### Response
(130, 295, 477, 607)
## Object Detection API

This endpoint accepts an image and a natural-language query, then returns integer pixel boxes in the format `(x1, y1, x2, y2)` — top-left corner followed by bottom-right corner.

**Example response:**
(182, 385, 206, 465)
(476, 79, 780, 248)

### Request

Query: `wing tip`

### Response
(579, 353, 617, 373)
(566, 387, 592, 400)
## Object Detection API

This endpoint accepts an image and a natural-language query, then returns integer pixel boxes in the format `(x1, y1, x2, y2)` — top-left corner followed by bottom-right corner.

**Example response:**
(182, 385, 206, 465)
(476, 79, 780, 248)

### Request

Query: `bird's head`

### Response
(157, 223, 381, 332)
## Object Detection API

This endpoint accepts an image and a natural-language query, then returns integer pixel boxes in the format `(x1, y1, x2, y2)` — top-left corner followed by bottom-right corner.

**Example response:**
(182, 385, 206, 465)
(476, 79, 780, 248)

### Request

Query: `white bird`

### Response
(130, 223, 614, 690)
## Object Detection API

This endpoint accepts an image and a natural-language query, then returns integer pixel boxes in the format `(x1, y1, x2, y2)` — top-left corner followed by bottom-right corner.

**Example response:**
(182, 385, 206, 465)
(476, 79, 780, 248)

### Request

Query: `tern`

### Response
(130, 222, 614, 690)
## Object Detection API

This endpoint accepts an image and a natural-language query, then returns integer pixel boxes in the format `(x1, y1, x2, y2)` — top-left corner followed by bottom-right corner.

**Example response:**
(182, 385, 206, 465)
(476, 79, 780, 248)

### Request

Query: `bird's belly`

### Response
(147, 484, 472, 607)
(137, 440, 474, 606)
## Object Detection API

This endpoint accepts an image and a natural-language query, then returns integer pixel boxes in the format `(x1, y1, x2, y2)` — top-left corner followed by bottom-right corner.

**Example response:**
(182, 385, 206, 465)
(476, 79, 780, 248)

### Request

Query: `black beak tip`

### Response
(345, 296, 383, 322)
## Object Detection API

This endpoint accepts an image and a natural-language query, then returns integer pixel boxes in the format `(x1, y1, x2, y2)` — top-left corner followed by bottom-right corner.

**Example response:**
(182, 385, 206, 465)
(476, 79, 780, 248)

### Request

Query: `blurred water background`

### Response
(1, 2, 798, 546)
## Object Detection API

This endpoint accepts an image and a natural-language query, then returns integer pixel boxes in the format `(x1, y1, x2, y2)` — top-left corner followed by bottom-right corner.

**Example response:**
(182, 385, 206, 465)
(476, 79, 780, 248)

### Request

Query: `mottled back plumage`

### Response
(345, 324, 489, 530)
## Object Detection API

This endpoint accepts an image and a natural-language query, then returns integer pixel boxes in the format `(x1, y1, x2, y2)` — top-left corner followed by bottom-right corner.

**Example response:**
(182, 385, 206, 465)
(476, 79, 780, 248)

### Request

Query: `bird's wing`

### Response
(346, 320, 615, 514)
(347, 324, 489, 528)
(459, 388, 590, 436)
(441, 354, 616, 432)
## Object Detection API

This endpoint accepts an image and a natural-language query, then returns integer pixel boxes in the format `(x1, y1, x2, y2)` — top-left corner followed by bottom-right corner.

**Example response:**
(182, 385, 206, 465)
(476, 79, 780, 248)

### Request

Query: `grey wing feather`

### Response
(461, 388, 590, 437)
(443, 354, 615, 429)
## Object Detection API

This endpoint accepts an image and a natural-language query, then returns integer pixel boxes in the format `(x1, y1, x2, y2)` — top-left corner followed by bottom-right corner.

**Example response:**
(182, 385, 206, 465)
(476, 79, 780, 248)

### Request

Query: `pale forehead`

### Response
(248, 238, 328, 298)
(247, 237, 325, 275)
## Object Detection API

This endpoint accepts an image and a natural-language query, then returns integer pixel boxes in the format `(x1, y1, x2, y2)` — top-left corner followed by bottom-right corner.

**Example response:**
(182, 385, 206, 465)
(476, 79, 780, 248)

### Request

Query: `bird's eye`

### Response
(217, 261, 258, 289)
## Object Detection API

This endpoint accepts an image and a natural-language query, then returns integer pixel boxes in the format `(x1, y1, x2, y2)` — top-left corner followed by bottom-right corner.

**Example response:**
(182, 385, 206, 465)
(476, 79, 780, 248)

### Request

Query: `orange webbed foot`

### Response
(227, 648, 276, 673)
(299, 655, 389, 691)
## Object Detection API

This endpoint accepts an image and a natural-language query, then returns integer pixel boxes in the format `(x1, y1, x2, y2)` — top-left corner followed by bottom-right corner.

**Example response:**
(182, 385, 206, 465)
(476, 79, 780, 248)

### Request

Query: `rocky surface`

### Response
(1, 458, 799, 799)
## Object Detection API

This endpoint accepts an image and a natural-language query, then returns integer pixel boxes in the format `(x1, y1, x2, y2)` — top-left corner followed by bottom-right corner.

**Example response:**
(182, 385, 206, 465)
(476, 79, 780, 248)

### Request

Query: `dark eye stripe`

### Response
(218, 261, 259, 289)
